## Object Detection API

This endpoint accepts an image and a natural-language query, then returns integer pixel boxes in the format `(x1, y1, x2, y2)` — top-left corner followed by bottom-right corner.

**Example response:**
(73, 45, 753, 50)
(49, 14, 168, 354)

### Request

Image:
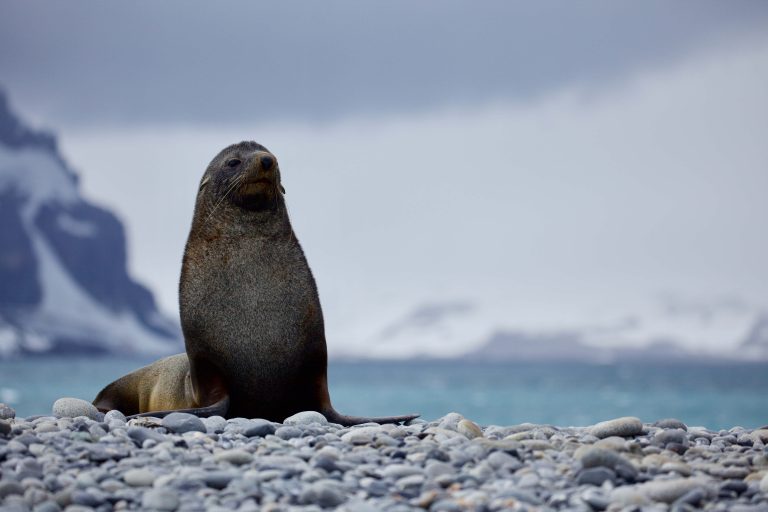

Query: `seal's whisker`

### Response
(204, 174, 245, 225)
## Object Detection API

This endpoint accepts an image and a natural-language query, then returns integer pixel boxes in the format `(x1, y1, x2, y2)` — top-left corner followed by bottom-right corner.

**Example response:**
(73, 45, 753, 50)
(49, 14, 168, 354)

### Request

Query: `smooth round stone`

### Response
(341, 426, 381, 445)
(635, 478, 708, 503)
(127, 426, 164, 446)
(32, 501, 61, 512)
(577, 446, 638, 480)
(104, 410, 127, 423)
(0, 403, 16, 420)
(0, 419, 11, 436)
(760, 474, 768, 493)
(577, 467, 617, 486)
(242, 419, 276, 437)
(142, 488, 180, 511)
(202, 415, 226, 434)
(0, 481, 25, 499)
(457, 419, 483, 439)
(275, 425, 302, 440)
(654, 418, 687, 430)
(123, 468, 156, 487)
(283, 411, 328, 426)
(203, 470, 238, 490)
(52, 397, 100, 420)
(437, 412, 465, 431)
(71, 489, 105, 507)
(161, 412, 205, 434)
(214, 449, 253, 466)
(653, 428, 688, 447)
(382, 464, 424, 479)
(35, 421, 59, 433)
(300, 480, 346, 507)
(590, 417, 643, 439)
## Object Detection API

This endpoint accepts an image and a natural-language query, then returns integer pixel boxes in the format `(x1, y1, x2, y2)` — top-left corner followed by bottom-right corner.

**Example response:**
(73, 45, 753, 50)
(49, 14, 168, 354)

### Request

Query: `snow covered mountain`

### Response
(0, 89, 182, 357)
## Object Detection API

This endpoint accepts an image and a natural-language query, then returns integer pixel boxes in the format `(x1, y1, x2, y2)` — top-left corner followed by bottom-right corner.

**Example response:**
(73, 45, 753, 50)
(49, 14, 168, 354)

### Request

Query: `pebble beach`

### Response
(1, 400, 767, 512)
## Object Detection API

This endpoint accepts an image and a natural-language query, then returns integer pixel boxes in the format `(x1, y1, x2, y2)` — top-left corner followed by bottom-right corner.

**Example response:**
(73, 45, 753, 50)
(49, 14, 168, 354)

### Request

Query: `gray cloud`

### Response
(1, 1, 767, 127)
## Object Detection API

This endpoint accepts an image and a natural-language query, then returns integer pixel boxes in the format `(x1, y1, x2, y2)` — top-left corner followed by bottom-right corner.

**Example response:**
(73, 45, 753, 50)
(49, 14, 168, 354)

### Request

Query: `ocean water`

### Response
(0, 358, 766, 430)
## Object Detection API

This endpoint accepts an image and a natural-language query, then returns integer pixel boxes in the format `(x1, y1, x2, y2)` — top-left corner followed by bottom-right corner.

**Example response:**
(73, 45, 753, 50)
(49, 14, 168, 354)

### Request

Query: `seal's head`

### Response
(199, 141, 286, 213)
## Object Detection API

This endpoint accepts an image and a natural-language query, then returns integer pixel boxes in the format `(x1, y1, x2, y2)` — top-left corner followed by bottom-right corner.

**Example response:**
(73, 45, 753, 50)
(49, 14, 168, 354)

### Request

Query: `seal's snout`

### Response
(260, 155, 274, 171)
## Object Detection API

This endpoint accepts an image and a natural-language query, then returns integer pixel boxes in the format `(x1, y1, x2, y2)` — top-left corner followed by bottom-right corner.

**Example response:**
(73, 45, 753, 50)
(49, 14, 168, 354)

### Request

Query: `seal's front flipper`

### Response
(126, 395, 230, 420)
(323, 408, 420, 427)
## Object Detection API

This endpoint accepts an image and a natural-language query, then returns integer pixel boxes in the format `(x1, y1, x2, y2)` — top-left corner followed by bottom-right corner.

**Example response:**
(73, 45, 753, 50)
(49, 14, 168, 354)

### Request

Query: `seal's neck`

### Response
(190, 199, 293, 241)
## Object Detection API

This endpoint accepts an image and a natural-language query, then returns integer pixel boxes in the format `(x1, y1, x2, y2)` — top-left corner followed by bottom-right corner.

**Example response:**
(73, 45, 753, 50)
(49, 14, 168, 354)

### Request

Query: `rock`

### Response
(300, 480, 346, 507)
(672, 488, 705, 507)
(382, 464, 423, 479)
(284, 411, 328, 426)
(0, 418, 11, 437)
(127, 426, 165, 446)
(52, 397, 100, 420)
(457, 419, 483, 439)
(578, 446, 638, 481)
(161, 412, 206, 434)
(142, 489, 179, 511)
(275, 425, 303, 440)
(341, 426, 381, 445)
(654, 418, 688, 430)
(202, 415, 226, 434)
(760, 473, 768, 493)
(0, 481, 25, 499)
(0, 402, 16, 420)
(653, 428, 688, 447)
(629, 478, 709, 504)
(203, 470, 238, 489)
(214, 449, 253, 466)
(590, 416, 643, 439)
(123, 469, 156, 487)
(577, 467, 617, 486)
(104, 410, 127, 423)
(242, 419, 276, 437)
(438, 412, 465, 431)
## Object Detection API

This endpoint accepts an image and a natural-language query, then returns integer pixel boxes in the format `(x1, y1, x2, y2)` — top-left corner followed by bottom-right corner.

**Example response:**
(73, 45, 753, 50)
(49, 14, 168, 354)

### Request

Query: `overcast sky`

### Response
(2, 1, 767, 357)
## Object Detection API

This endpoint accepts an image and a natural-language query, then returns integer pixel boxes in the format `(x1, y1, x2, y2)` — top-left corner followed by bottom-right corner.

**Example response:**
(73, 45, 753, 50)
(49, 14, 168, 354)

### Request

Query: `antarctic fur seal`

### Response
(93, 141, 418, 426)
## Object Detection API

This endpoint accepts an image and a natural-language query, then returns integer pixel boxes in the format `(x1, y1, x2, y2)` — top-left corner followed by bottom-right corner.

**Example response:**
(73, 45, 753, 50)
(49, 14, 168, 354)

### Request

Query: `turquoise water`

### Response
(1, 358, 766, 430)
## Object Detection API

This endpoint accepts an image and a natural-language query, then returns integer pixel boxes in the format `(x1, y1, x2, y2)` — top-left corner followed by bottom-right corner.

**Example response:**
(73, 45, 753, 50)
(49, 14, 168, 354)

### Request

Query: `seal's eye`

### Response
(226, 158, 241, 168)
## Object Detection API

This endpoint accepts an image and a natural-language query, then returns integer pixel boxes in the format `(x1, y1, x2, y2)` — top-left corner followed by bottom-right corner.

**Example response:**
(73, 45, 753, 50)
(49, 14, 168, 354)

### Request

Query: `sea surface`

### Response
(0, 358, 766, 430)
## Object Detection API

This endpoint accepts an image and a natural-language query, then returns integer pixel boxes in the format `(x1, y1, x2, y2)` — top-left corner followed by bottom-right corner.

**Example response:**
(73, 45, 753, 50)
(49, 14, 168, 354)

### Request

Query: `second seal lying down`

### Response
(93, 141, 418, 426)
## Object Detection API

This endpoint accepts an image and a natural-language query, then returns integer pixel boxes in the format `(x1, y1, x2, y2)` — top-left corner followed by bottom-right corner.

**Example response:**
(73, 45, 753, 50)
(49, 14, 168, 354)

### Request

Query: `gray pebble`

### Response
(242, 419, 276, 437)
(127, 426, 164, 446)
(590, 416, 643, 438)
(284, 411, 328, 426)
(123, 468, 156, 487)
(103, 410, 126, 423)
(300, 480, 346, 507)
(52, 397, 100, 420)
(203, 470, 237, 489)
(577, 467, 617, 486)
(142, 488, 180, 511)
(213, 449, 253, 466)
(275, 425, 303, 439)
(202, 415, 226, 434)
(32, 501, 61, 512)
(654, 418, 688, 430)
(0, 419, 11, 437)
(0, 402, 16, 420)
(457, 419, 483, 439)
(161, 412, 206, 434)
(0, 481, 25, 499)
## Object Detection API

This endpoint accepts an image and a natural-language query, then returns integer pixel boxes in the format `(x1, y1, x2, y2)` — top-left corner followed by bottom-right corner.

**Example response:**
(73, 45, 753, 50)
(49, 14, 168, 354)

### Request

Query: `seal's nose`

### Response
(260, 155, 274, 171)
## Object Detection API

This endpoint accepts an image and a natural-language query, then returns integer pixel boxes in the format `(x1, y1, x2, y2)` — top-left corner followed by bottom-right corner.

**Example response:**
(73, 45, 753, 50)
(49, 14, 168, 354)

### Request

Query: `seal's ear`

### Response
(279, 184, 286, 194)
(199, 175, 211, 191)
